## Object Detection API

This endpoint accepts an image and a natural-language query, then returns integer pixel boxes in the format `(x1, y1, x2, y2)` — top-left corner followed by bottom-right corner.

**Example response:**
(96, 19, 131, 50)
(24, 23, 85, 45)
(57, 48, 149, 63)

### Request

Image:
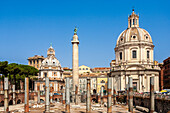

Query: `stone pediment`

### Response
(126, 65, 145, 70)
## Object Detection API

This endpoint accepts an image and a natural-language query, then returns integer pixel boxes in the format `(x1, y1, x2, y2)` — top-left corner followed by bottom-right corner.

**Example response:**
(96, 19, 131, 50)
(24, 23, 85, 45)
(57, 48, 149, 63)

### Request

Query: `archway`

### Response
(55, 98, 59, 102)
(141, 102, 144, 107)
(9, 100, 13, 105)
(92, 98, 97, 103)
(40, 99, 45, 103)
(17, 99, 21, 104)
(93, 89, 96, 94)
(0, 101, 4, 107)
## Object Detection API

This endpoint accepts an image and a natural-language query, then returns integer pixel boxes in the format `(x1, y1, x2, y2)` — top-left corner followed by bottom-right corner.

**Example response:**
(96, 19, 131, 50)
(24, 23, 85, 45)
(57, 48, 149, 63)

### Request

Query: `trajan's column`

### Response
(71, 27, 79, 104)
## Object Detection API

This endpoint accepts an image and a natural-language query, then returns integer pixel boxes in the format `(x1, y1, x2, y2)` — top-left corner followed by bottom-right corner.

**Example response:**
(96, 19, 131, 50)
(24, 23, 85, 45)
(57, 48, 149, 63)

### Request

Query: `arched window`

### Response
(130, 19, 131, 27)
(133, 35, 136, 39)
(119, 52, 122, 60)
(132, 50, 137, 58)
(147, 51, 150, 58)
(133, 19, 135, 25)
(121, 37, 123, 41)
(50, 51, 53, 54)
(131, 35, 137, 40)
(101, 80, 105, 83)
(146, 36, 148, 39)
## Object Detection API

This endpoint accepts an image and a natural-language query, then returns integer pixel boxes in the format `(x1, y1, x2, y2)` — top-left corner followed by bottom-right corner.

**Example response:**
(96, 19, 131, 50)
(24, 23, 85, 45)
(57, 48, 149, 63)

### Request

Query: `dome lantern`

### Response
(128, 9, 139, 28)
(47, 44, 55, 57)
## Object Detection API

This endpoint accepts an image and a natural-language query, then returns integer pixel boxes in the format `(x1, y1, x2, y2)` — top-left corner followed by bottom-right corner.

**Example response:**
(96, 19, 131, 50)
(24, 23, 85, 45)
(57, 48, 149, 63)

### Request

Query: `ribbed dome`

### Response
(114, 10, 155, 66)
(40, 45, 62, 69)
(116, 27, 153, 46)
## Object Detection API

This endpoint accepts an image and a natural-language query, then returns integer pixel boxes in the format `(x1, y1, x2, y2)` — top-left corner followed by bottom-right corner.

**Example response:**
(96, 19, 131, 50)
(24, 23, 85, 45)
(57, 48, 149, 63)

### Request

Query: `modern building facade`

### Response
(110, 10, 160, 93)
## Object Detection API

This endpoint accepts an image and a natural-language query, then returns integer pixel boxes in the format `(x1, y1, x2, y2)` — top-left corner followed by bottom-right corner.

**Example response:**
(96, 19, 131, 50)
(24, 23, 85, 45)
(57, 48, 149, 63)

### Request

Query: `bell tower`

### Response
(128, 9, 139, 28)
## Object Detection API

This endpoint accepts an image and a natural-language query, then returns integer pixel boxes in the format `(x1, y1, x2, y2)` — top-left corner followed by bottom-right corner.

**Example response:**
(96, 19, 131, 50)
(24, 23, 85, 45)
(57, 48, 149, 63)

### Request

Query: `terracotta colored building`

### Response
(91, 67, 110, 73)
(162, 57, 170, 89)
(159, 63, 164, 91)
(28, 55, 45, 69)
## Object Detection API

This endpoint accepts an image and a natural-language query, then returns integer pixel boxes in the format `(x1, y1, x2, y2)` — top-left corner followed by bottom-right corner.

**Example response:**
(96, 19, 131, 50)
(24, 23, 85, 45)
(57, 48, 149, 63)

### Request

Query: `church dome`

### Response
(39, 45, 63, 79)
(116, 27, 153, 46)
(114, 10, 155, 65)
(41, 45, 62, 68)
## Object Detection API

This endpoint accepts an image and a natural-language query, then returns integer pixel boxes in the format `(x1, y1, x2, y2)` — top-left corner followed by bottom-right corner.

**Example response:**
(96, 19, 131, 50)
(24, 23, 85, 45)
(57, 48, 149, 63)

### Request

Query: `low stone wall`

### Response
(133, 95, 170, 113)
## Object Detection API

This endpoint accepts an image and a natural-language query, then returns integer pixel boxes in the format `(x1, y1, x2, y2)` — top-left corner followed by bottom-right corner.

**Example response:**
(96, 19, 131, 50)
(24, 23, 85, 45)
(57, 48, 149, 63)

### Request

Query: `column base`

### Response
(44, 111, 50, 113)
(43, 111, 50, 113)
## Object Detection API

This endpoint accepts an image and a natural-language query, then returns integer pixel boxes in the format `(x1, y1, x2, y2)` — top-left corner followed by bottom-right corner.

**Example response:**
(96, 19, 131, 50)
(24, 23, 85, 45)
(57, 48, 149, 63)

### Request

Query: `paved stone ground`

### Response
(0, 102, 143, 113)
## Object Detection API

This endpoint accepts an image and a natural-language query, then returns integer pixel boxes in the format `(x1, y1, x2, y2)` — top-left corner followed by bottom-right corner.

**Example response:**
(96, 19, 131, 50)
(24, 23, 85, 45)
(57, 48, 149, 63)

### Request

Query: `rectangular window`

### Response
(44, 73, 47, 77)
(133, 82, 137, 92)
(132, 50, 137, 58)
(147, 51, 150, 58)
(120, 52, 122, 60)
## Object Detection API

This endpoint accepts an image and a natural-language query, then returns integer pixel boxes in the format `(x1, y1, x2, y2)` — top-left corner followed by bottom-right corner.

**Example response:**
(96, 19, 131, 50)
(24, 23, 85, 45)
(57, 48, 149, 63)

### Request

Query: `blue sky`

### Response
(0, 0, 170, 68)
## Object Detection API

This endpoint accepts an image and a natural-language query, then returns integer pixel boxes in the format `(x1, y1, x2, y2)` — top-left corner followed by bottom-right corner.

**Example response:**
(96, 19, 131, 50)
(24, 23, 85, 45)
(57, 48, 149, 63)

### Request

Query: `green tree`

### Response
(0, 61, 39, 90)
(0, 61, 8, 77)
(7, 63, 21, 88)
